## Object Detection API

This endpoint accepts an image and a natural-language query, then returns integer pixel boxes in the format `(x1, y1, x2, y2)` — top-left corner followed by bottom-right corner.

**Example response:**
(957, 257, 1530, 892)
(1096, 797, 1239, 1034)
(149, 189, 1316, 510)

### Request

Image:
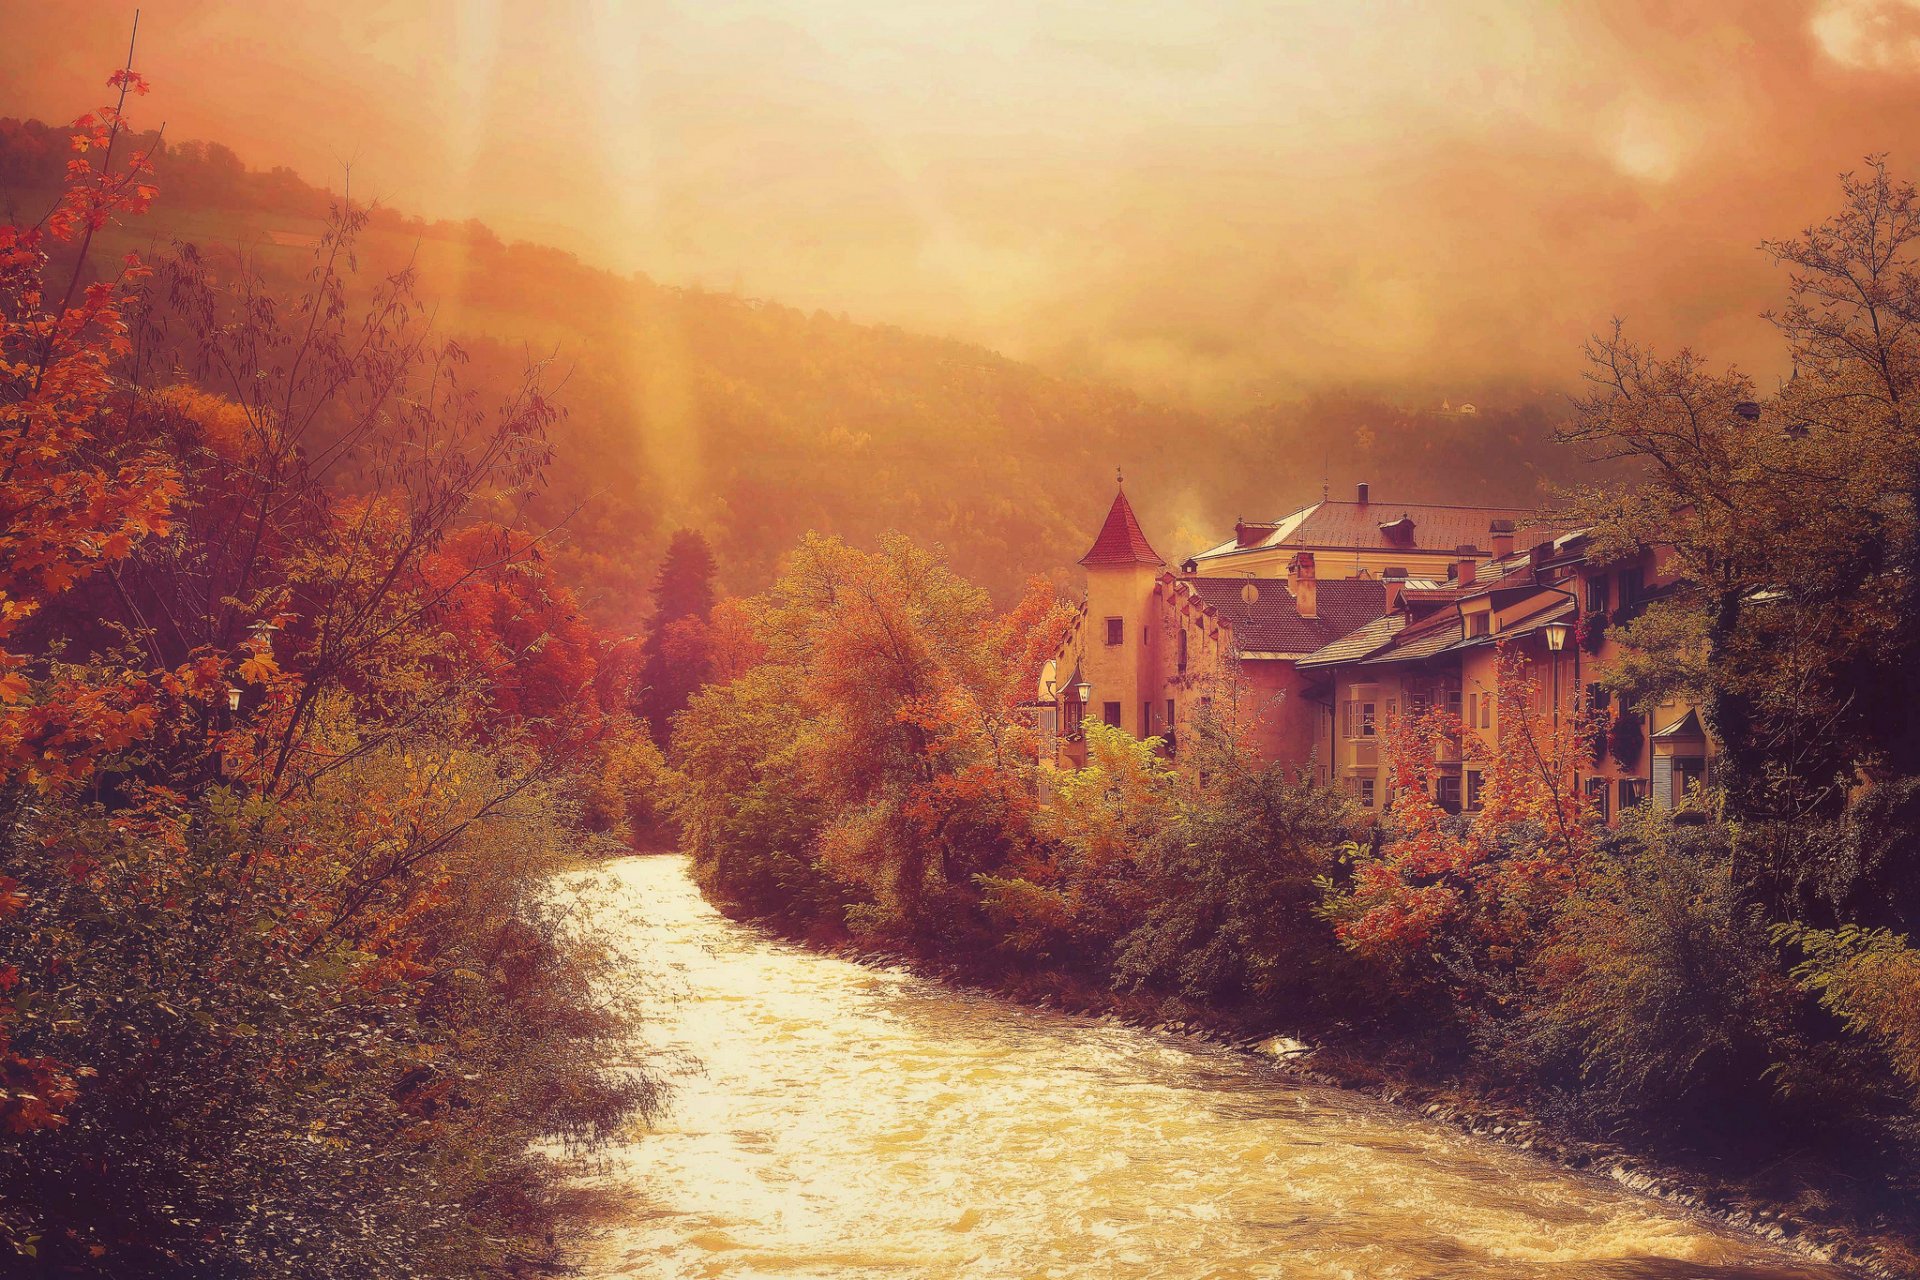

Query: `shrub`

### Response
(1778, 922, 1920, 1104)
(1507, 816, 1801, 1134)
(1114, 749, 1358, 1016)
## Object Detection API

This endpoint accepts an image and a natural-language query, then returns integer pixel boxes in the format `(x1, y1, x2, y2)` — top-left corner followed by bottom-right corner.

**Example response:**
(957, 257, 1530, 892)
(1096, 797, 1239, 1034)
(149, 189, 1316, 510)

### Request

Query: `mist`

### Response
(6, 1, 1919, 409)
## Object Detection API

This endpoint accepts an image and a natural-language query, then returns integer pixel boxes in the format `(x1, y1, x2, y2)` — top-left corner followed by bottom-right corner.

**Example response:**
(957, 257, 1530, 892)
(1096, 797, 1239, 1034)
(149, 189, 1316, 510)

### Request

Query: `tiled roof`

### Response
(1299, 613, 1406, 668)
(1360, 613, 1463, 665)
(1182, 576, 1387, 656)
(1080, 488, 1165, 568)
(1194, 498, 1554, 561)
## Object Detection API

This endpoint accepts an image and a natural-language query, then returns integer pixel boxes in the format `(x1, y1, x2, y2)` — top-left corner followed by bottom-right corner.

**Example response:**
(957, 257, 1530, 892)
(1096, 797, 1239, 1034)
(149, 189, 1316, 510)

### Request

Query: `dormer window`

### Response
(1379, 515, 1417, 547)
(1466, 611, 1491, 638)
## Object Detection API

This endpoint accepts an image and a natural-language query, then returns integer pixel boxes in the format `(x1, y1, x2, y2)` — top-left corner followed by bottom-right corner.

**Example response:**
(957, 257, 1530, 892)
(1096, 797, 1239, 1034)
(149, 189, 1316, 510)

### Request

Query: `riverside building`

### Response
(1035, 481, 1714, 819)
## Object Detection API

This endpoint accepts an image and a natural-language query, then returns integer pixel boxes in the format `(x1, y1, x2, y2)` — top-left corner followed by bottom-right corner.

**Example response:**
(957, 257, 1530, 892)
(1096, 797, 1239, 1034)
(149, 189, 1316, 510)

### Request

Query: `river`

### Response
(567, 854, 1848, 1280)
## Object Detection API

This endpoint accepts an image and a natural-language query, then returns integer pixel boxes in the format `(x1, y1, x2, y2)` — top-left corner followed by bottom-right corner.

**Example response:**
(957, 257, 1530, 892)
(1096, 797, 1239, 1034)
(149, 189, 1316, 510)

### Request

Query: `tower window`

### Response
(1102, 701, 1123, 728)
(1105, 616, 1124, 646)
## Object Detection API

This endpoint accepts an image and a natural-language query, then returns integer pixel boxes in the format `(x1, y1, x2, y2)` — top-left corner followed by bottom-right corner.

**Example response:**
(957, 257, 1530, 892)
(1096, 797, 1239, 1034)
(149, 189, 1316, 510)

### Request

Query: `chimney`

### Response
(1288, 551, 1317, 619)
(1356, 482, 1370, 505)
(1490, 518, 1515, 559)
(1454, 544, 1478, 587)
(1383, 565, 1407, 611)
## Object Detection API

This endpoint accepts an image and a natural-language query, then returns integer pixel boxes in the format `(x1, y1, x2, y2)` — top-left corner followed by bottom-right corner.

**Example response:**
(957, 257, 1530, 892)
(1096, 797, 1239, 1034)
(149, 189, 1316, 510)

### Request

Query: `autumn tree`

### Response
(673, 535, 1071, 940)
(1329, 645, 1600, 990)
(0, 55, 657, 1278)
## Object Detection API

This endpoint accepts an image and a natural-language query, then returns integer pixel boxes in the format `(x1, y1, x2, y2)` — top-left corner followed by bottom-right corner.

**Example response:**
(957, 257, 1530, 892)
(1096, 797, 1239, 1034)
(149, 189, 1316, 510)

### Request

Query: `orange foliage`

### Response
(1336, 644, 1599, 969)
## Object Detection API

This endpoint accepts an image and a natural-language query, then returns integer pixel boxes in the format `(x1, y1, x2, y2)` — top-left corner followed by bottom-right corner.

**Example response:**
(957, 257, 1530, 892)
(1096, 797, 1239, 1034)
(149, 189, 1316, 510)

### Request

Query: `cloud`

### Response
(1812, 0, 1920, 71)
(7, 1, 1920, 410)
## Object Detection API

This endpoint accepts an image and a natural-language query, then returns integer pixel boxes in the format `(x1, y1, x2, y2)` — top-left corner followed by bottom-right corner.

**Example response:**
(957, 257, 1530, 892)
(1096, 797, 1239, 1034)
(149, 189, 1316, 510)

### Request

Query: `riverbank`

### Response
(700, 885, 1912, 1280)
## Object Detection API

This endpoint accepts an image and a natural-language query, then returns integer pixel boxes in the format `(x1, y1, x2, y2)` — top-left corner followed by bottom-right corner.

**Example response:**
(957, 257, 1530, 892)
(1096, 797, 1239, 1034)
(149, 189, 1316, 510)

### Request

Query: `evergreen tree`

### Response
(638, 528, 718, 741)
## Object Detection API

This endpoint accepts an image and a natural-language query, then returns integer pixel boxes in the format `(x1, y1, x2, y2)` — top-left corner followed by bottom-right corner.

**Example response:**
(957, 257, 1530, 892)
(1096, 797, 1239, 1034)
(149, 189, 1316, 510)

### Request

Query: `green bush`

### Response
(1114, 755, 1359, 1017)
(1505, 815, 1801, 1134)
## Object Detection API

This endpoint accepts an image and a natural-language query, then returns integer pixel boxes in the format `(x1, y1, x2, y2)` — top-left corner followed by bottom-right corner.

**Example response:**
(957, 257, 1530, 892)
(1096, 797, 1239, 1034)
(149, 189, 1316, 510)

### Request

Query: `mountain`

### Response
(0, 116, 1576, 625)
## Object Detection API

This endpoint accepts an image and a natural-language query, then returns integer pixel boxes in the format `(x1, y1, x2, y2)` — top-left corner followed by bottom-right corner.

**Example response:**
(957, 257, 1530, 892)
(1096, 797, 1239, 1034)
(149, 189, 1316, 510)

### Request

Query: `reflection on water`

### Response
(569, 855, 1843, 1280)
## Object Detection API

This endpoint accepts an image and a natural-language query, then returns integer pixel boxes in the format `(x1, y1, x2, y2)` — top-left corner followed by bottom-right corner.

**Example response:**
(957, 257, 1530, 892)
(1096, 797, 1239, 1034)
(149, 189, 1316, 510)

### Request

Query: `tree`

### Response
(1561, 159, 1920, 854)
(977, 719, 1179, 969)
(0, 57, 658, 1277)
(672, 535, 1071, 942)
(637, 528, 717, 742)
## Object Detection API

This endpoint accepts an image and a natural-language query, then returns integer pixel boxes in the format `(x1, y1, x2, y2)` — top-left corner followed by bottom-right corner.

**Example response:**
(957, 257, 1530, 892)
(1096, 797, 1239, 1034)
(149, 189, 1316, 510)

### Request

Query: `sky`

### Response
(7, 0, 1920, 409)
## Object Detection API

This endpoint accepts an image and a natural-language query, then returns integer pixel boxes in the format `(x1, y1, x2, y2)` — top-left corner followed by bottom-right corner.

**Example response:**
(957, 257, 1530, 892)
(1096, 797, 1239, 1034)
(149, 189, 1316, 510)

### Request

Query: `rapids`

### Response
(570, 855, 1848, 1280)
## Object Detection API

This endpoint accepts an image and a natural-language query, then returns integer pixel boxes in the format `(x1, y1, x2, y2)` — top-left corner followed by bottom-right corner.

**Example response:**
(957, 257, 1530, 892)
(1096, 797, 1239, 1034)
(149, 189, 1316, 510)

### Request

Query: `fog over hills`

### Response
(2, 116, 1572, 621)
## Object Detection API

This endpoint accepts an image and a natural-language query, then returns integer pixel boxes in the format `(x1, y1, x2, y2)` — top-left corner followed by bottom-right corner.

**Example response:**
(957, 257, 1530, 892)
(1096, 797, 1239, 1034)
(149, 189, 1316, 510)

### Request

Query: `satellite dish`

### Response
(1241, 581, 1260, 606)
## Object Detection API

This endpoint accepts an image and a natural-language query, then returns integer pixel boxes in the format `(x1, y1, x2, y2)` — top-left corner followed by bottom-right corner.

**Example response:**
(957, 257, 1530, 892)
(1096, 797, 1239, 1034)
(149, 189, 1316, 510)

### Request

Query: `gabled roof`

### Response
(1080, 487, 1165, 568)
(1177, 576, 1387, 657)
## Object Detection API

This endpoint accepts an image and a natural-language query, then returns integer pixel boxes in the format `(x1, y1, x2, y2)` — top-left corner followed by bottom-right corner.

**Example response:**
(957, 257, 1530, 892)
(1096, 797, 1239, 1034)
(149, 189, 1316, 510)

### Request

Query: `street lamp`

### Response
(226, 685, 243, 713)
(1074, 680, 1092, 705)
(1542, 620, 1570, 734)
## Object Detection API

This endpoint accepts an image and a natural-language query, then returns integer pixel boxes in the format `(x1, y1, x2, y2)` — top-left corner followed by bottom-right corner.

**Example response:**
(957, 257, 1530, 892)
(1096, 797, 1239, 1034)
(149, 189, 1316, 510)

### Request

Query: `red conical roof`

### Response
(1079, 486, 1164, 568)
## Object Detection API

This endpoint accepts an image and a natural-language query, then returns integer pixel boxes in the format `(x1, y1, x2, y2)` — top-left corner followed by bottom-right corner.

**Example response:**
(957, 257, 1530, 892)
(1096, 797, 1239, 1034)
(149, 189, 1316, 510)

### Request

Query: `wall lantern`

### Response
(1074, 681, 1092, 704)
(1542, 621, 1571, 652)
(226, 685, 243, 713)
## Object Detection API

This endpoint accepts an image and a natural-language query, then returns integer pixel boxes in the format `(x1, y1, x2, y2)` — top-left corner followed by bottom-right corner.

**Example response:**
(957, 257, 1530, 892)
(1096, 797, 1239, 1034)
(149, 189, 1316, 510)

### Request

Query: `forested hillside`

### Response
(0, 116, 1573, 622)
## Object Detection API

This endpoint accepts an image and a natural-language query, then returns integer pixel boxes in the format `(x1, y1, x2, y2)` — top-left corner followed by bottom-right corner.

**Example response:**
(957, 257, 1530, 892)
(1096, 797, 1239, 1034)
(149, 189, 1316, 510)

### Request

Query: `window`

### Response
(1586, 575, 1609, 613)
(1409, 692, 1431, 718)
(1102, 701, 1122, 728)
(1586, 776, 1610, 821)
(1465, 769, 1484, 812)
(1444, 688, 1462, 721)
(1104, 616, 1124, 646)
(1619, 567, 1644, 605)
(1619, 778, 1645, 809)
(1466, 611, 1491, 637)
(1586, 683, 1611, 714)
(1343, 700, 1378, 739)
(1144, 702, 1154, 733)
(1177, 628, 1189, 672)
(1358, 775, 1377, 808)
(1436, 774, 1462, 811)
(1481, 693, 1492, 730)
(1467, 692, 1479, 728)
(1672, 756, 1706, 804)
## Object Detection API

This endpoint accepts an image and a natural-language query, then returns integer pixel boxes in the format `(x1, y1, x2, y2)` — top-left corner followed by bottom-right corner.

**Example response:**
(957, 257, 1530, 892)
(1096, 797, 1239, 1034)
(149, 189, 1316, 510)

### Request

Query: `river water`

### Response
(569, 854, 1847, 1280)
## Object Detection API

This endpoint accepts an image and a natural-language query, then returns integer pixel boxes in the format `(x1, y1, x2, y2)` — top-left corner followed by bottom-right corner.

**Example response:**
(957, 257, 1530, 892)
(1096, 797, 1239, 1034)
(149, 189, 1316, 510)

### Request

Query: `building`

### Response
(1036, 482, 1714, 819)
(1038, 482, 1552, 775)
